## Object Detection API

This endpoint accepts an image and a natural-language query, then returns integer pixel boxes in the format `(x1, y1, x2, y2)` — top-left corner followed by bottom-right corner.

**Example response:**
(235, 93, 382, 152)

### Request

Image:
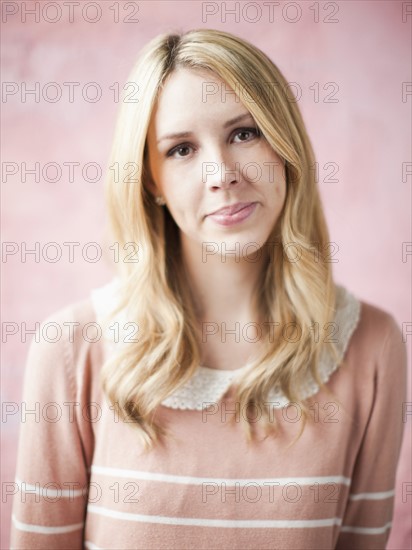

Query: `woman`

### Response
(10, 29, 407, 549)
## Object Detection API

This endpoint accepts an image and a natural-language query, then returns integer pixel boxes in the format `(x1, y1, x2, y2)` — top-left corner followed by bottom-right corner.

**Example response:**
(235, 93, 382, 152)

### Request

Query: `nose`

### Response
(201, 146, 241, 191)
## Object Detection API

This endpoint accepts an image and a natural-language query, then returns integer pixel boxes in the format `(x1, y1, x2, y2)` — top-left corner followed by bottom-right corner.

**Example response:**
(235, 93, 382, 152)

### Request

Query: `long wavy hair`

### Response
(100, 28, 343, 452)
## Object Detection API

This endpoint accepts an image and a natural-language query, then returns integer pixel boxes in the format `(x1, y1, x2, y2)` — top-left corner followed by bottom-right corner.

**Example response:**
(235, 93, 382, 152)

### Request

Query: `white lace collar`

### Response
(91, 279, 361, 411)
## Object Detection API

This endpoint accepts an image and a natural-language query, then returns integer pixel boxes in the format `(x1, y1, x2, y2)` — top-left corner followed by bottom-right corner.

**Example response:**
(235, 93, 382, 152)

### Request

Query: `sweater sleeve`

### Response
(10, 305, 92, 549)
(335, 313, 408, 549)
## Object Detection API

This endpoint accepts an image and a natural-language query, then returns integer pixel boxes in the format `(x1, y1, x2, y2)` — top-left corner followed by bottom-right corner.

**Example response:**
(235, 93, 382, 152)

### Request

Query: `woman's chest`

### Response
(84, 393, 362, 549)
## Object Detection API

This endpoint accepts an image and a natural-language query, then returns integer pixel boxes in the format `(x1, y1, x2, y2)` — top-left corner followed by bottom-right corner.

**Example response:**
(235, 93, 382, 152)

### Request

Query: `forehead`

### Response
(158, 67, 227, 102)
(147, 67, 246, 138)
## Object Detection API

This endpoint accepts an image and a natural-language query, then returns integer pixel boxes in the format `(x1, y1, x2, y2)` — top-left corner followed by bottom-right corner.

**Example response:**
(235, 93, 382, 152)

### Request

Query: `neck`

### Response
(180, 235, 268, 325)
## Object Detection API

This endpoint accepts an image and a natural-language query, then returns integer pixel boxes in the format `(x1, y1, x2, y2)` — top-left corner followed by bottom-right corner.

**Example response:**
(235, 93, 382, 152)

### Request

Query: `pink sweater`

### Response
(10, 280, 407, 549)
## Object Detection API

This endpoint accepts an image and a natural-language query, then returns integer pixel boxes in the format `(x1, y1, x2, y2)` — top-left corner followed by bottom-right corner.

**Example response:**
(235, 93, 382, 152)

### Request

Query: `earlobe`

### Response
(145, 168, 165, 206)
(155, 195, 166, 206)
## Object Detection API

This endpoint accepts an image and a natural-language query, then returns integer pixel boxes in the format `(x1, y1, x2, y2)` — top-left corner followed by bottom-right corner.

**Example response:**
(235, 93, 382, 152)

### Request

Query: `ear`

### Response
(142, 147, 158, 197)
(145, 170, 158, 197)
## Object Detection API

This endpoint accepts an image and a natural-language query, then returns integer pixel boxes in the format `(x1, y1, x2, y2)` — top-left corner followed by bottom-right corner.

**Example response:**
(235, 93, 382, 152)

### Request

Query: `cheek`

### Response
(272, 160, 287, 199)
(166, 187, 200, 226)
(275, 178, 286, 202)
(170, 186, 194, 207)
(253, 150, 285, 188)
(171, 178, 202, 205)
(262, 164, 286, 204)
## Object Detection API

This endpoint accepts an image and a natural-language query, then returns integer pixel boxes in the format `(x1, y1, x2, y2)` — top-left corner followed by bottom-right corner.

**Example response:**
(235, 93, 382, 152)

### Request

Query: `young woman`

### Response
(11, 29, 407, 549)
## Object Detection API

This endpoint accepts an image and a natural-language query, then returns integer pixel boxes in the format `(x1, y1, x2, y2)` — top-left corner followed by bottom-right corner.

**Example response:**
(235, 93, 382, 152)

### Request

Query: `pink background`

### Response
(2, 1, 411, 548)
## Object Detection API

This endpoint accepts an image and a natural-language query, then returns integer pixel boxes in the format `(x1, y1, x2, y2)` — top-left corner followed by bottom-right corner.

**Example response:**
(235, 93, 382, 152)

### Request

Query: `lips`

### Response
(208, 202, 255, 216)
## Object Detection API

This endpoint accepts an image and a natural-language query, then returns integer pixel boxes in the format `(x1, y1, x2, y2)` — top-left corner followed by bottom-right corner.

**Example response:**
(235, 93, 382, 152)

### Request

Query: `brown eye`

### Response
(166, 144, 193, 158)
(233, 127, 261, 142)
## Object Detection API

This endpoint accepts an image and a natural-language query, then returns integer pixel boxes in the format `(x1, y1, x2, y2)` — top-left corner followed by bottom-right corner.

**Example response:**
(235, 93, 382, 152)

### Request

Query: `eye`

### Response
(166, 143, 193, 159)
(165, 126, 262, 159)
(233, 126, 262, 143)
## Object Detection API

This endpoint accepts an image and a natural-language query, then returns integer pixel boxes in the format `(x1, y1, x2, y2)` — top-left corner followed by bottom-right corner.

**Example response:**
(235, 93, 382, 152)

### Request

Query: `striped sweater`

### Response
(10, 280, 407, 549)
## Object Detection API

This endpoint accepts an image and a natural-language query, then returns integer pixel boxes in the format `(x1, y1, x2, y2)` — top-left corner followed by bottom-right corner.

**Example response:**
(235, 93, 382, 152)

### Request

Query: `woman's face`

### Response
(146, 67, 287, 259)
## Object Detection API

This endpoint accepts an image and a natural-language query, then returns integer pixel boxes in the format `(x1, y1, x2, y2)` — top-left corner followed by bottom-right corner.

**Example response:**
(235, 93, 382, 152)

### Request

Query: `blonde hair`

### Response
(101, 28, 343, 452)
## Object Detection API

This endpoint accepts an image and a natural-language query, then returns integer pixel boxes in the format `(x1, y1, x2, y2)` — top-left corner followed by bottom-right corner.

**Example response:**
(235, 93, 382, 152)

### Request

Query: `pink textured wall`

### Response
(2, 1, 411, 548)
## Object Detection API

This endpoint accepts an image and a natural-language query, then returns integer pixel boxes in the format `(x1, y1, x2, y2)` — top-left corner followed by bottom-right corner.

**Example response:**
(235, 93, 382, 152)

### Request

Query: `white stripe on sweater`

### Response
(84, 541, 102, 549)
(348, 489, 395, 501)
(91, 465, 351, 487)
(12, 515, 84, 534)
(14, 477, 85, 498)
(87, 504, 343, 529)
(340, 521, 392, 535)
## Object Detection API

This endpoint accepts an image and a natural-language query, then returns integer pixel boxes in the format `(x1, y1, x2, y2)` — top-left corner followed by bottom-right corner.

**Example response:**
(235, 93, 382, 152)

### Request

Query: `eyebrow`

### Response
(156, 113, 255, 145)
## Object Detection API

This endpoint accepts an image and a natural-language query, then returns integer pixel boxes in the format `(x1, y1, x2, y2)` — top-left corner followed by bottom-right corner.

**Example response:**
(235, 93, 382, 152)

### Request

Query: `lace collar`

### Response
(91, 279, 361, 411)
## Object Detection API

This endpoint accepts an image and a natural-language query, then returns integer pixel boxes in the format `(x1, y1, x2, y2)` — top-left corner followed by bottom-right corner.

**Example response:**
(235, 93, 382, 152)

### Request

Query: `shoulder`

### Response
(23, 291, 101, 399)
(344, 290, 407, 379)
(31, 294, 98, 356)
(39, 293, 97, 328)
(353, 297, 404, 353)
